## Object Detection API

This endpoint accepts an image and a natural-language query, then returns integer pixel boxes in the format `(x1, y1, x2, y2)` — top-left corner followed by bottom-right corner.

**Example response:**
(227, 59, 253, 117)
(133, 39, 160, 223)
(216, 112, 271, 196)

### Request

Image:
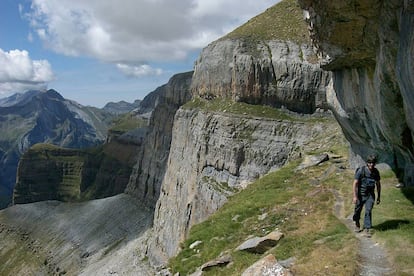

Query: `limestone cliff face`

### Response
(191, 39, 330, 114)
(13, 144, 132, 204)
(298, 0, 414, 184)
(125, 72, 193, 207)
(147, 107, 330, 265)
(143, 1, 335, 265)
(14, 146, 86, 203)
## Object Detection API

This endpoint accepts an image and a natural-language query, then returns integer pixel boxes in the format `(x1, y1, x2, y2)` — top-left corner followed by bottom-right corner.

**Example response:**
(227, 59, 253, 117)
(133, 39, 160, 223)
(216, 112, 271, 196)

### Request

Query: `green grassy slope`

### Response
(222, 0, 310, 44)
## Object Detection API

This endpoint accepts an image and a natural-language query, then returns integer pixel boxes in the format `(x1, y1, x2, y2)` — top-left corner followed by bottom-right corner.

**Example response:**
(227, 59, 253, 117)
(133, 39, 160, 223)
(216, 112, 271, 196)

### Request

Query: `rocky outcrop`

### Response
(191, 39, 330, 114)
(190, 0, 331, 116)
(191, 0, 330, 114)
(125, 71, 193, 207)
(147, 106, 332, 265)
(13, 143, 132, 204)
(298, 0, 414, 184)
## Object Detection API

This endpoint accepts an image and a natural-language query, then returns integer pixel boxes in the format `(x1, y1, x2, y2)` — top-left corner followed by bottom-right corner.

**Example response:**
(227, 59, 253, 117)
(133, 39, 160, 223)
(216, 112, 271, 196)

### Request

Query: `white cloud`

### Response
(0, 48, 54, 95)
(25, 0, 276, 66)
(116, 63, 163, 77)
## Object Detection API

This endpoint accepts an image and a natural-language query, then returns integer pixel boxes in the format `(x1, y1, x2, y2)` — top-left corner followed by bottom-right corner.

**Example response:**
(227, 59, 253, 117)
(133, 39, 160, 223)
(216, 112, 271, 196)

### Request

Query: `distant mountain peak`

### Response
(0, 90, 43, 107)
(44, 89, 65, 100)
(103, 100, 141, 115)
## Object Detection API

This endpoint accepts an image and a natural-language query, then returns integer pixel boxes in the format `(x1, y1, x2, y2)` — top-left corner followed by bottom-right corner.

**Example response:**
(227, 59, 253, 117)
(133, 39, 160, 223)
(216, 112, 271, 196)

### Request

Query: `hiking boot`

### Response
(364, 228, 373, 237)
(354, 221, 361, 232)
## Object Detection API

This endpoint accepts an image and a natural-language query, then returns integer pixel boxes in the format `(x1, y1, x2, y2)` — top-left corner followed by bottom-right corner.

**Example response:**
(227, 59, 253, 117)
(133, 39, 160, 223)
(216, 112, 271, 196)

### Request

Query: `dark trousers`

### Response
(353, 193, 375, 229)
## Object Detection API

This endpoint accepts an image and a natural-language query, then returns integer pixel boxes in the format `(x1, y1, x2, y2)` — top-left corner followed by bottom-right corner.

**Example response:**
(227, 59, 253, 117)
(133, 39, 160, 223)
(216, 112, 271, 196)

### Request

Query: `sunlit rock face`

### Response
(191, 38, 331, 114)
(125, 71, 193, 207)
(147, 107, 332, 265)
(298, 0, 414, 184)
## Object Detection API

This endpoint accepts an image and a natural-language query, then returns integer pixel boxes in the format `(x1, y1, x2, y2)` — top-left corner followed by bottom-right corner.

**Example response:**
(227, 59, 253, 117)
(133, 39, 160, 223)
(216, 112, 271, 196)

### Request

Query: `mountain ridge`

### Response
(0, 89, 116, 208)
(0, 90, 43, 107)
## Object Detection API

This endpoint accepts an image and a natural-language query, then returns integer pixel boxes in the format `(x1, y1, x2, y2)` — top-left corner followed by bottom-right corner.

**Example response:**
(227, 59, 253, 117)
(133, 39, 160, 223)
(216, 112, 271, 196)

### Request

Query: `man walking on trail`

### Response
(352, 155, 381, 237)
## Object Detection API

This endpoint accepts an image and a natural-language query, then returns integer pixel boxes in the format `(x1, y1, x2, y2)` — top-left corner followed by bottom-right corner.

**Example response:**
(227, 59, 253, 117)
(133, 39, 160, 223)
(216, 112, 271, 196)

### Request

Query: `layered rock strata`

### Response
(147, 107, 331, 265)
(191, 39, 330, 114)
(13, 144, 132, 204)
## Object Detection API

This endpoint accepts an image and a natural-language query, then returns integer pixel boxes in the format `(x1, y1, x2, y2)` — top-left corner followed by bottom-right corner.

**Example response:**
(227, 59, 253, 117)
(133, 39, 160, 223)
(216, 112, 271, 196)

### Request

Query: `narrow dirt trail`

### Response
(331, 189, 395, 275)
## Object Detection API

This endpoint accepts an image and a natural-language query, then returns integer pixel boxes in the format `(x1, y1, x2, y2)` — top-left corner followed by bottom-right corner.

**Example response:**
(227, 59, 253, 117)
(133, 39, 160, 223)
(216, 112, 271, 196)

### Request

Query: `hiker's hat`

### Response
(366, 155, 377, 164)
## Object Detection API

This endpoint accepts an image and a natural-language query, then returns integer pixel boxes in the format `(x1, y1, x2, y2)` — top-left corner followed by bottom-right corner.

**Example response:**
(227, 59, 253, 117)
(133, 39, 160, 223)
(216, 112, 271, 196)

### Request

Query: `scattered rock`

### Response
(188, 269, 202, 276)
(189, 240, 203, 249)
(236, 230, 284, 254)
(241, 254, 292, 276)
(296, 153, 329, 171)
(200, 254, 232, 271)
(278, 257, 296, 268)
(258, 213, 268, 221)
(232, 214, 241, 222)
(395, 183, 405, 188)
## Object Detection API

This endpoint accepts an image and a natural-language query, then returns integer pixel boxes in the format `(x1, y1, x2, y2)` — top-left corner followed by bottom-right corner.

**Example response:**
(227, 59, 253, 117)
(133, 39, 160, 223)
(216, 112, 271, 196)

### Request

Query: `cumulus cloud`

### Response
(116, 63, 163, 78)
(25, 0, 276, 66)
(0, 48, 54, 95)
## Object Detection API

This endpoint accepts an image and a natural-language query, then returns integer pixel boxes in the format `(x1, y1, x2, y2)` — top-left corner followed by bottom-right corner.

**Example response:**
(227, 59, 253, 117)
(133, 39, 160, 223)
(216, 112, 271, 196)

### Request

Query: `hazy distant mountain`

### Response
(0, 89, 116, 209)
(0, 90, 42, 107)
(102, 100, 141, 114)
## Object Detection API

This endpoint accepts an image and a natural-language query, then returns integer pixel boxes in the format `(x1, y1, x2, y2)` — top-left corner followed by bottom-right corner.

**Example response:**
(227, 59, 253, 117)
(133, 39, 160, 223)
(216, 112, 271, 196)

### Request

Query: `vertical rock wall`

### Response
(299, 0, 414, 183)
(125, 72, 193, 207)
(147, 108, 330, 265)
(191, 39, 331, 113)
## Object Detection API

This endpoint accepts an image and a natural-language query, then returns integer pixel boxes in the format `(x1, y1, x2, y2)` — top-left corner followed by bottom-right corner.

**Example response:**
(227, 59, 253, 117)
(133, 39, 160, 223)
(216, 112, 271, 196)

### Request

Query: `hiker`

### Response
(352, 155, 381, 237)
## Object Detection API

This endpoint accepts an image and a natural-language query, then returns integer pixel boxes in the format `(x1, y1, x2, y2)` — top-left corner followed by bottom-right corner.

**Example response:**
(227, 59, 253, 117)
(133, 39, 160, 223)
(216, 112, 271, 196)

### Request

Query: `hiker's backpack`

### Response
(357, 166, 377, 196)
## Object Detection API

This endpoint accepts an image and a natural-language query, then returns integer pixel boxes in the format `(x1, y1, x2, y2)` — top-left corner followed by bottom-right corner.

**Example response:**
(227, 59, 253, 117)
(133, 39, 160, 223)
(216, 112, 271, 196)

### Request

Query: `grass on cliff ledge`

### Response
(109, 113, 147, 133)
(169, 157, 359, 275)
(182, 97, 329, 123)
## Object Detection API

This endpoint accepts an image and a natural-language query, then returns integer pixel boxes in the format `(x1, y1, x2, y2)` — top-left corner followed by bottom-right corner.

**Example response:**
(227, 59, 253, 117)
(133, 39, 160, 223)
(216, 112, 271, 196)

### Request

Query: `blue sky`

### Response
(0, 0, 277, 107)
